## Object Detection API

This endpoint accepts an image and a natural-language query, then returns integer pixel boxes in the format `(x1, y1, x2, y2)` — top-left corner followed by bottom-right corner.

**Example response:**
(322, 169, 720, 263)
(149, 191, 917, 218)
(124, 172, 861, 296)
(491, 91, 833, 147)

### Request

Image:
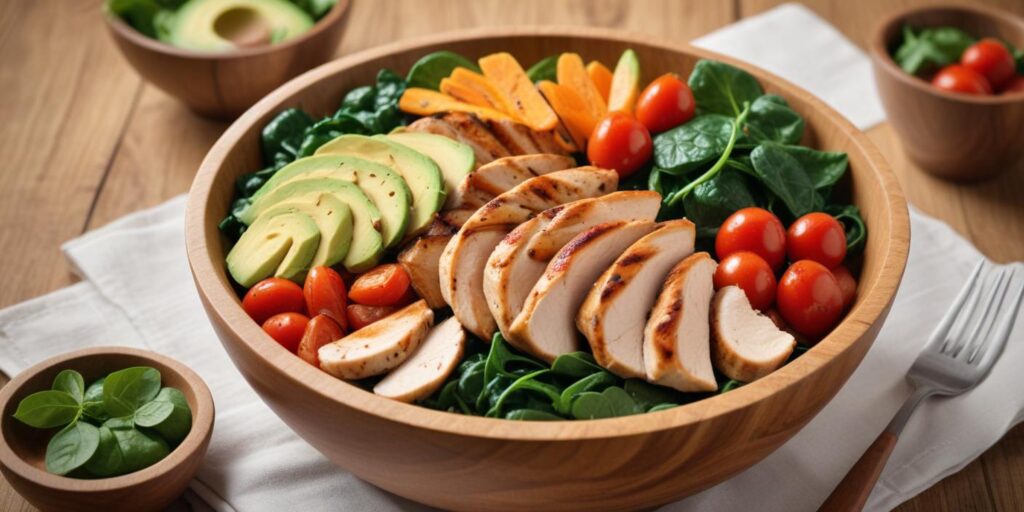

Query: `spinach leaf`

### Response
(826, 204, 867, 254)
(682, 169, 756, 237)
(13, 390, 80, 429)
(719, 379, 745, 393)
(484, 333, 545, 383)
(775, 145, 848, 190)
(407, 51, 480, 90)
(749, 143, 821, 217)
(893, 25, 975, 76)
(648, 403, 678, 412)
(45, 421, 100, 476)
(666, 102, 751, 205)
(53, 370, 85, 404)
(687, 60, 764, 117)
(486, 370, 560, 418)
(554, 371, 618, 415)
(550, 352, 604, 378)
(653, 114, 734, 173)
(744, 95, 804, 145)
(526, 55, 559, 83)
(98, 417, 170, 475)
(82, 378, 110, 422)
(84, 426, 123, 477)
(340, 85, 376, 111)
(457, 359, 486, 407)
(134, 387, 192, 444)
(102, 367, 161, 418)
(505, 409, 564, 421)
(623, 379, 681, 411)
(261, 108, 315, 165)
(570, 387, 642, 419)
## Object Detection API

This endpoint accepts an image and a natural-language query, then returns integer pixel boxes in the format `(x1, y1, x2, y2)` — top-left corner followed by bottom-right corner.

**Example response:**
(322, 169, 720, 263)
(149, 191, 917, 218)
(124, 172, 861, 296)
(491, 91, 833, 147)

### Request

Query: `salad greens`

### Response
(649, 59, 863, 248)
(893, 25, 975, 77)
(13, 367, 192, 477)
(407, 51, 481, 90)
(526, 55, 560, 83)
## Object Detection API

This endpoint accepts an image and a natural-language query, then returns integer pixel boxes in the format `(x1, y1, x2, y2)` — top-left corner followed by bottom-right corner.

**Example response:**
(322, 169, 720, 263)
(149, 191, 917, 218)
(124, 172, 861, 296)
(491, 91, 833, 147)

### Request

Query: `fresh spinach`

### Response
(550, 352, 605, 378)
(526, 55, 560, 83)
(687, 59, 764, 116)
(719, 379, 745, 393)
(653, 114, 735, 174)
(570, 387, 642, 419)
(623, 379, 681, 411)
(681, 169, 757, 237)
(53, 369, 85, 403)
(665, 102, 751, 206)
(554, 371, 618, 415)
(45, 422, 100, 476)
(743, 95, 804, 145)
(774, 145, 848, 190)
(407, 51, 480, 90)
(826, 204, 867, 254)
(13, 390, 80, 429)
(749, 143, 822, 218)
(893, 25, 975, 77)
(505, 409, 563, 421)
(261, 108, 316, 166)
(102, 367, 161, 417)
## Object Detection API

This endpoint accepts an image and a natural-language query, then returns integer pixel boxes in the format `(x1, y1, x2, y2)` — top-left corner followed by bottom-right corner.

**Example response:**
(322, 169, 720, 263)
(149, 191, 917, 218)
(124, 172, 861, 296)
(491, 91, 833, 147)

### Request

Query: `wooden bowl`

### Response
(184, 27, 910, 511)
(103, 0, 351, 120)
(870, 3, 1024, 181)
(0, 347, 214, 512)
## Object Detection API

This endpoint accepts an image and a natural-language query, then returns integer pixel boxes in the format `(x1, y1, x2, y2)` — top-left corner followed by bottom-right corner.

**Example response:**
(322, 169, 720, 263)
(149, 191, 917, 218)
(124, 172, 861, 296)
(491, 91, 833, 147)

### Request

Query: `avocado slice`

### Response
(241, 178, 384, 272)
(249, 155, 411, 248)
(167, 0, 314, 52)
(382, 132, 474, 209)
(315, 135, 445, 235)
(270, 194, 354, 269)
(227, 209, 320, 288)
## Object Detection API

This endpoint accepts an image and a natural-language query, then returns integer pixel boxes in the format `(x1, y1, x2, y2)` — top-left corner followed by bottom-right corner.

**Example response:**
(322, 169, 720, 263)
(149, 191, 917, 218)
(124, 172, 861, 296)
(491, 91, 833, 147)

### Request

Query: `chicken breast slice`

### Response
(398, 235, 451, 309)
(405, 114, 508, 167)
(578, 220, 697, 379)
(319, 300, 433, 380)
(509, 220, 657, 361)
(373, 316, 466, 403)
(642, 253, 718, 392)
(484, 191, 662, 340)
(456, 154, 575, 208)
(487, 119, 542, 155)
(711, 285, 796, 382)
(438, 168, 620, 340)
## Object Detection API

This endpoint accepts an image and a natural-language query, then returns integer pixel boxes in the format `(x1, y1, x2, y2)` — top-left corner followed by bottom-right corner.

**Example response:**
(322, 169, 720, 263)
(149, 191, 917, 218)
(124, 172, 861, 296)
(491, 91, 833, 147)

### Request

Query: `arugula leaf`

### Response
(526, 55, 560, 83)
(687, 59, 764, 117)
(102, 367, 161, 417)
(45, 421, 100, 476)
(653, 114, 734, 174)
(13, 390, 81, 429)
(744, 94, 804, 145)
(749, 143, 821, 217)
(893, 25, 975, 76)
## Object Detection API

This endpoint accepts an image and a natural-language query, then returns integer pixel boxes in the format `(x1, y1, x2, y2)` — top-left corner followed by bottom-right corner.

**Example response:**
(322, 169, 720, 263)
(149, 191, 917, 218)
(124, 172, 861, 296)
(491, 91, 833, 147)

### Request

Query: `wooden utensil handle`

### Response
(820, 430, 898, 512)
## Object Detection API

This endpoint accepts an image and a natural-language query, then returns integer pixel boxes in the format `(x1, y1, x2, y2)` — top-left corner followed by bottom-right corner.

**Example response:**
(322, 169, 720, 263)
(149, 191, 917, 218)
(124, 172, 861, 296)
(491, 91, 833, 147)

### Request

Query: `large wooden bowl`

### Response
(185, 27, 910, 511)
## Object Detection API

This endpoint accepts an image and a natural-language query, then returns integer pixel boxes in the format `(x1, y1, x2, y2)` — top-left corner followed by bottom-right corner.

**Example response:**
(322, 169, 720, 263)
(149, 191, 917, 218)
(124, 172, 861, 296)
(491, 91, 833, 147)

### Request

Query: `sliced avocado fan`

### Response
(226, 209, 319, 288)
(382, 132, 474, 209)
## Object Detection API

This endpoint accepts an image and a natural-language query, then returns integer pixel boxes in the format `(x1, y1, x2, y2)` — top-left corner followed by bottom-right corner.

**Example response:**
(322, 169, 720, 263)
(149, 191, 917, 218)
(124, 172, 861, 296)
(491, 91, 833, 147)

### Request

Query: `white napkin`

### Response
(0, 4, 1019, 512)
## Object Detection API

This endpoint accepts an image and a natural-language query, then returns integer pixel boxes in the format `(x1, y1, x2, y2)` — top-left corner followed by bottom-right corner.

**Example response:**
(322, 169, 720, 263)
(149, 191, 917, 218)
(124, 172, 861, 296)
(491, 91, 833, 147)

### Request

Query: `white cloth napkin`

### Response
(0, 4, 1020, 511)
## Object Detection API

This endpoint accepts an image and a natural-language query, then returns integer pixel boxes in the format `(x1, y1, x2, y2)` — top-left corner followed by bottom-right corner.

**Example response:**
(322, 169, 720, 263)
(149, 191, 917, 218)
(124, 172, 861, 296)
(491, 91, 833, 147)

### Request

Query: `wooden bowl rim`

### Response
(870, 1, 1024, 104)
(103, 0, 350, 60)
(0, 346, 215, 491)
(185, 25, 910, 441)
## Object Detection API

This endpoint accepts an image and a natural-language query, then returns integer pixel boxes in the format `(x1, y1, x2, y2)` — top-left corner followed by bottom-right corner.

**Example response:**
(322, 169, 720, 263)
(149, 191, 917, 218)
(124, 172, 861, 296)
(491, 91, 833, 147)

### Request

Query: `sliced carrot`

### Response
(398, 88, 514, 122)
(537, 80, 596, 150)
(448, 68, 520, 119)
(586, 61, 613, 102)
(608, 49, 641, 114)
(439, 78, 493, 108)
(479, 52, 559, 131)
(556, 53, 607, 120)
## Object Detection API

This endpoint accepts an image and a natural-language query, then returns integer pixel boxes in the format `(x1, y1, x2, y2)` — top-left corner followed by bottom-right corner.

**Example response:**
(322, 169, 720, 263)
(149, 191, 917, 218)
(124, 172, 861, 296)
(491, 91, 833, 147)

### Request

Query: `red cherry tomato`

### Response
(587, 112, 653, 178)
(961, 39, 1016, 91)
(715, 207, 787, 270)
(832, 265, 858, 309)
(241, 278, 306, 324)
(635, 74, 696, 133)
(1003, 76, 1024, 94)
(262, 312, 309, 352)
(777, 261, 844, 338)
(347, 304, 397, 331)
(304, 267, 348, 331)
(787, 212, 847, 269)
(713, 251, 777, 311)
(931, 65, 992, 95)
(348, 264, 411, 307)
(296, 314, 344, 366)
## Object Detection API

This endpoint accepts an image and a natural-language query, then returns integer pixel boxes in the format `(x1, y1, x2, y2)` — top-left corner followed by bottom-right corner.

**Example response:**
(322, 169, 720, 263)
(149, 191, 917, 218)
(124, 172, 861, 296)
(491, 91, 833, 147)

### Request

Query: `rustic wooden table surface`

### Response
(2, 0, 1022, 510)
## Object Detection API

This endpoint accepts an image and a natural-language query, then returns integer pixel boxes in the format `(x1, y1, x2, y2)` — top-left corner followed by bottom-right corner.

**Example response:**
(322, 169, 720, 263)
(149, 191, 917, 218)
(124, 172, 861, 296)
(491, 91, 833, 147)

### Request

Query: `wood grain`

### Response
(1, 0, 1022, 510)
(822, 431, 899, 511)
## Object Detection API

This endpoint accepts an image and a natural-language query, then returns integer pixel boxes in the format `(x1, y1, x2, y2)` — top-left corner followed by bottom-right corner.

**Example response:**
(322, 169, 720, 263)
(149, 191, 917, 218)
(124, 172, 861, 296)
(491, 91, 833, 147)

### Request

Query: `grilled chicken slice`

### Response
(319, 300, 433, 380)
(509, 221, 657, 362)
(578, 220, 697, 379)
(487, 119, 542, 155)
(438, 208, 475, 228)
(456, 154, 575, 208)
(484, 191, 661, 340)
(398, 235, 451, 309)
(439, 168, 619, 339)
(406, 114, 509, 166)
(643, 253, 718, 392)
(529, 125, 575, 155)
(711, 285, 796, 382)
(374, 316, 466, 402)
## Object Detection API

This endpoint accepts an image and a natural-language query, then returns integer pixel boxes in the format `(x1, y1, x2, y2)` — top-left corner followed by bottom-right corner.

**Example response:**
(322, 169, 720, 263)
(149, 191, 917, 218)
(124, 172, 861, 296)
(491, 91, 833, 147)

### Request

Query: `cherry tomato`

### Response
(347, 304, 397, 331)
(296, 314, 344, 366)
(1003, 76, 1024, 94)
(713, 251, 777, 311)
(787, 212, 847, 269)
(961, 39, 1016, 91)
(241, 278, 306, 324)
(715, 207, 787, 270)
(587, 112, 653, 178)
(348, 264, 411, 307)
(832, 265, 858, 309)
(635, 74, 696, 133)
(776, 260, 844, 338)
(262, 312, 309, 352)
(304, 267, 348, 331)
(931, 65, 992, 95)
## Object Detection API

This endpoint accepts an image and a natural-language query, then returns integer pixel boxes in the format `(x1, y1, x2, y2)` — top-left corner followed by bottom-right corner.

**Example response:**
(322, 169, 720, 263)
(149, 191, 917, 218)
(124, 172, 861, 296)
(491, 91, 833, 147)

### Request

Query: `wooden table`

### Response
(1, 0, 1022, 510)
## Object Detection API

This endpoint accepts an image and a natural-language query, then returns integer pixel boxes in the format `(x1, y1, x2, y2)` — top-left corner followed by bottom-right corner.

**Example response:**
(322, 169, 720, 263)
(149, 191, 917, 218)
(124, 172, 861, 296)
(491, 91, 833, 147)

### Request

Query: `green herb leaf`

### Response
(550, 352, 604, 378)
(407, 51, 481, 90)
(102, 367, 161, 418)
(135, 388, 192, 443)
(97, 417, 170, 475)
(570, 387, 642, 419)
(82, 378, 110, 422)
(653, 114, 734, 173)
(749, 143, 821, 217)
(893, 25, 975, 76)
(53, 370, 85, 404)
(526, 55, 559, 83)
(45, 421, 100, 476)
(743, 95, 804, 145)
(687, 60, 764, 117)
(505, 409, 564, 421)
(13, 390, 81, 429)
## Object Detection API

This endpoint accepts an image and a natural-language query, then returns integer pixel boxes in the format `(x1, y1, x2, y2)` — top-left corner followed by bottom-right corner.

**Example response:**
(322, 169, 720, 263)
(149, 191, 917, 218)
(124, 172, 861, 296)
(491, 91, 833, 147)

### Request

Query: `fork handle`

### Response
(820, 431, 898, 512)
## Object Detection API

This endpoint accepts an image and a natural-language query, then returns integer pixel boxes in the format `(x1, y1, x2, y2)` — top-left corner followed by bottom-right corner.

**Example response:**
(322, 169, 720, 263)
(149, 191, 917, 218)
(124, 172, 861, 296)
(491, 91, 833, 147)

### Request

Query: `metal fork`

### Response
(821, 261, 1024, 512)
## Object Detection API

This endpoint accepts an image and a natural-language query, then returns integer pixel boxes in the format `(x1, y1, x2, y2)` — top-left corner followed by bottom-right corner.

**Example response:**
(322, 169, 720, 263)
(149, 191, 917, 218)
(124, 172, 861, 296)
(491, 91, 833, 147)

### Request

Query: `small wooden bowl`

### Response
(0, 347, 214, 512)
(185, 27, 910, 511)
(103, 0, 351, 120)
(870, 3, 1024, 181)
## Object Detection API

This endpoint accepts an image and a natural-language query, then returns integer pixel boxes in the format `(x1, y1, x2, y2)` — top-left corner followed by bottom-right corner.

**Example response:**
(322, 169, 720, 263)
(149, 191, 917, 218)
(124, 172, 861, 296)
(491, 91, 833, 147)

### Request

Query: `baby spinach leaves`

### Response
(744, 95, 804, 145)
(688, 59, 764, 117)
(653, 114, 734, 174)
(893, 25, 975, 77)
(749, 143, 822, 218)
(407, 51, 481, 90)
(12, 367, 192, 478)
